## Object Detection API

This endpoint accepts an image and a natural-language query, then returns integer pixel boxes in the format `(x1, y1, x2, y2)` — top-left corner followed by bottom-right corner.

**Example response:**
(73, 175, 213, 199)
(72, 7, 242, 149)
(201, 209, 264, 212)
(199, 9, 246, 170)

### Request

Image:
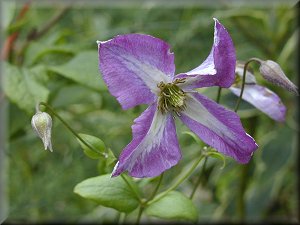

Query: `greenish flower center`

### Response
(157, 78, 186, 114)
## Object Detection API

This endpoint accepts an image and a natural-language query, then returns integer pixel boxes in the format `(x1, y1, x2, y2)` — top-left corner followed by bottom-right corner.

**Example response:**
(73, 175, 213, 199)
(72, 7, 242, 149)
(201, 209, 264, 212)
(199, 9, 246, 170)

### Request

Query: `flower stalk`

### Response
(234, 58, 260, 112)
(37, 102, 107, 158)
(189, 156, 208, 199)
(147, 154, 205, 205)
(120, 174, 142, 203)
(216, 87, 222, 103)
(135, 173, 165, 224)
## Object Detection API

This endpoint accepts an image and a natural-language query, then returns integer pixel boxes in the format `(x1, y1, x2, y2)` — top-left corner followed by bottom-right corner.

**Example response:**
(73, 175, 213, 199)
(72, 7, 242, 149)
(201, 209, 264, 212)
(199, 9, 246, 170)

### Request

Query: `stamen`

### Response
(158, 79, 186, 114)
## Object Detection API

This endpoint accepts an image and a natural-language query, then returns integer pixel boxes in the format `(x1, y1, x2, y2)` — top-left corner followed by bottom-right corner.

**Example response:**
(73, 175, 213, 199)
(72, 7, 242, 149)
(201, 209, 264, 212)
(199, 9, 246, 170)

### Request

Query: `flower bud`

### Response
(31, 112, 53, 152)
(259, 60, 298, 95)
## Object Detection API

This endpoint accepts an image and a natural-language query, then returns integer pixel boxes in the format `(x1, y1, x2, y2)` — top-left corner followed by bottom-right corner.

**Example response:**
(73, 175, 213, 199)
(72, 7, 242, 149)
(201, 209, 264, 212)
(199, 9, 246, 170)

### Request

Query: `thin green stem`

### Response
(189, 156, 208, 199)
(135, 173, 164, 224)
(120, 174, 142, 203)
(167, 155, 204, 192)
(135, 205, 144, 225)
(147, 155, 204, 205)
(234, 58, 261, 112)
(16, 5, 71, 65)
(148, 173, 164, 201)
(216, 87, 222, 103)
(116, 212, 121, 224)
(38, 102, 107, 157)
(236, 116, 258, 220)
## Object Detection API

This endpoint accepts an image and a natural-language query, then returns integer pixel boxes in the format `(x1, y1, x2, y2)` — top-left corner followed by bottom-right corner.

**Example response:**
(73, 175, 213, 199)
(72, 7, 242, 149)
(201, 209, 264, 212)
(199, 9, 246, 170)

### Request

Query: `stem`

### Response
(234, 58, 261, 112)
(189, 156, 208, 199)
(147, 155, 204, 205)
(236, 116, 258, 220)
(28, 5, 71, 40)
(117, 212, 126, 225)
(38, 102, 107, 157)
(135, 173, 164, 224)
(16, 5, 71, 65)
(1, 1, 31, 60)
(148, 173, 164, 201)
(120, 174, 142, 203)
(216, 87, 222, 103)
(237, 164, 249, 220)
(135, 206, 144, 225)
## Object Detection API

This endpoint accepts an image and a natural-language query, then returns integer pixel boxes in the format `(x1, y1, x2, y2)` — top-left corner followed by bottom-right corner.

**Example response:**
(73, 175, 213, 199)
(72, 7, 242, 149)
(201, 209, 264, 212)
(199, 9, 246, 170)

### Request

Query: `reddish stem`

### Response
(1, 1, 31, 60)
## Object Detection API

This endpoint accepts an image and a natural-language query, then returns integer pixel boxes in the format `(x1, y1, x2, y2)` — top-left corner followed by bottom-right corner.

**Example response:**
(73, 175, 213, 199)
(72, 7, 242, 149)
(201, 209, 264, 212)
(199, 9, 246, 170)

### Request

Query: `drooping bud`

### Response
(31, 111, 53, 152)
(258, 60, 298, 95)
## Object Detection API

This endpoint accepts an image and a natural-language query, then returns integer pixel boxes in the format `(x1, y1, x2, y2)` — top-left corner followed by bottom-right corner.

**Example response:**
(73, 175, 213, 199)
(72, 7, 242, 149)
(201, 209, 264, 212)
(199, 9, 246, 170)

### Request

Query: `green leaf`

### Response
(24, 42, 76, 66)
(74, 174, 140, 213)
(48, 51, 106, 91)
(51, 84, 102, 108)
(3, 62, 49, 114)
(77, 133, 106, 159)
(145, 191, 198, 222)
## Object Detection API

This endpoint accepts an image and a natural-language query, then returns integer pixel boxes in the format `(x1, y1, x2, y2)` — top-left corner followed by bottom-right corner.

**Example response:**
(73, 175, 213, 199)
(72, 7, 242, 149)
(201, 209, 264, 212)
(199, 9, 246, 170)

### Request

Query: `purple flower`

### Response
(98, 18, 258, 178)
(230, 64, 286, 122)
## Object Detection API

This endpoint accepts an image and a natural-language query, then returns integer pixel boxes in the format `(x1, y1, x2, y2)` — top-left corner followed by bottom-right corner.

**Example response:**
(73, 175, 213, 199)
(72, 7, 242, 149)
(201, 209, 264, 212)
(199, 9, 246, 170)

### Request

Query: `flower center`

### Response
(157, 78, 186, 114)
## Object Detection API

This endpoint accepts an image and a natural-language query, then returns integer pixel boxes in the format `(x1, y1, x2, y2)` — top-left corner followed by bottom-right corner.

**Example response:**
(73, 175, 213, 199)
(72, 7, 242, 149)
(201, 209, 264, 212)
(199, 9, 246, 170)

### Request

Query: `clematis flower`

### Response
(98, 18, 258, 178)
(230, 63, 286, 122)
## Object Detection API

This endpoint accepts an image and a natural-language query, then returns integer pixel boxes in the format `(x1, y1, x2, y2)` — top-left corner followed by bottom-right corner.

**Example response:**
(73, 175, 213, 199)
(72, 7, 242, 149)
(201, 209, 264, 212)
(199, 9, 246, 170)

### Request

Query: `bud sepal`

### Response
(31, 111, 53, 152)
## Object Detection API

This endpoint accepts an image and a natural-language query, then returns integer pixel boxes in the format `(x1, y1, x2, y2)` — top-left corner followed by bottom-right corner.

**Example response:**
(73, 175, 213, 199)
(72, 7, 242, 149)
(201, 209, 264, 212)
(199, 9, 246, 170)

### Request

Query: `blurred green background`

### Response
(1, 0, 298, 223)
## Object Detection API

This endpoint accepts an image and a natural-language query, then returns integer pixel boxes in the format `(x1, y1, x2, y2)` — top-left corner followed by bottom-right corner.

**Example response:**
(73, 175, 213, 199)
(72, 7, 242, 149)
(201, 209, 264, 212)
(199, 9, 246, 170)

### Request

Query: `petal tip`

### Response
(111, 161, 122, 177)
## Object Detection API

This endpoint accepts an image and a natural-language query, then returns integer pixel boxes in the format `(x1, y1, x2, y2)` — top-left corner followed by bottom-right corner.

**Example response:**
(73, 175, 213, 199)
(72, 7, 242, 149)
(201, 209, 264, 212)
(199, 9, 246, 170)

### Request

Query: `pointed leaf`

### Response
(145, 191, 198, 222)
(24, 42, 76, 66)
(48, 51, 106, 91)
(3, 62, 49, 114)
(74, 174, 140, 213)
(77, 133, 106, 159)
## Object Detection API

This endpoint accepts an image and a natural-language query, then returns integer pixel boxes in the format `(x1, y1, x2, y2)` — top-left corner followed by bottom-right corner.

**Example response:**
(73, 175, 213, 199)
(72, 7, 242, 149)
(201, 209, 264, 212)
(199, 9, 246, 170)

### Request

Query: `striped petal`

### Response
(98, 34, 174, 109)
(179, 93, 258, 164)
(112, 104, 181, 178)
(230, 84, 286, 122)
(177, 18, 236, 90)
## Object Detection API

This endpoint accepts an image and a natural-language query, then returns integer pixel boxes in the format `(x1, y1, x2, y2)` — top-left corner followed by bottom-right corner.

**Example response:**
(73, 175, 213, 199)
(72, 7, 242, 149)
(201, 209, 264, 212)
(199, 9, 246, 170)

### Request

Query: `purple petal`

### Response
(230, 84, 286, 122)
(98, 34, 175, 109)
(177, 18, 236, 90)
(111, 104, 181, 178)
(179, 93, 258, 164)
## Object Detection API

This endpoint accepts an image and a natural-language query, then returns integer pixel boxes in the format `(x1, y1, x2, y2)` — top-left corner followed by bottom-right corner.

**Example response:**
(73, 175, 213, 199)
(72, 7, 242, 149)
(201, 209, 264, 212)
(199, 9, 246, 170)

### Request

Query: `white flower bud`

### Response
(259, 60, 298, 95)
(31, 112, 53, 152)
